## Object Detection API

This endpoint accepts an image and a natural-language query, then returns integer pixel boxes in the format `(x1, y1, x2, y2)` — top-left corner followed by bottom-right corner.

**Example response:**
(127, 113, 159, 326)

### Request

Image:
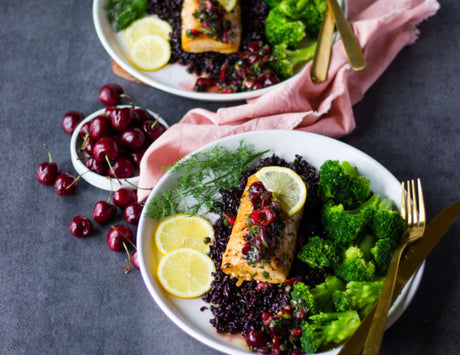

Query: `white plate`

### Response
(92, 0, 345, 102)
(70, 105, 169, 191)
(137, 130, 424, 355)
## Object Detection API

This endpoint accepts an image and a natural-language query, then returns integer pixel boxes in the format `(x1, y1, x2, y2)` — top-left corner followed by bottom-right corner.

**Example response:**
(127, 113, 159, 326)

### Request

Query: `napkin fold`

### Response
(138, 0, 439, 202)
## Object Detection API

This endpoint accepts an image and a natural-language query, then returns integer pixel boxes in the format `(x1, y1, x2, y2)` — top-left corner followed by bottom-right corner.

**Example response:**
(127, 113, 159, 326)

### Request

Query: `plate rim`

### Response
(136, 129, 424, 354)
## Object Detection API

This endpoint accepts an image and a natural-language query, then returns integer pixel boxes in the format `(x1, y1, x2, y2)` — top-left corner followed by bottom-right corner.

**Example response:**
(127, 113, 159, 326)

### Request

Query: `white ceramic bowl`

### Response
(70, 106, 169, 191)
(136, 130, 424, 354)
(92, 0, 346, 102)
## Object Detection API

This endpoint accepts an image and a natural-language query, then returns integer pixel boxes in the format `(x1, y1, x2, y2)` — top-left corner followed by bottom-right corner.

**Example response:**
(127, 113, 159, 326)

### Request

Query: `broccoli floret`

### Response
(322, 195, 380, 246)
(319, 160, 372, 209)
(333, 279, 384, 318)
(271, 42, 317, 79)
(276, 0, 327, 37)
(370, 237, 398, 275)
(297, 235, 341, 269)
(335, 246, 376, 282)
(263, 0, 283, 8)
(371, 198, 407, 241)
(291, 276, 345, 315)
(300, 311, 361, 354)
(264, 9, 307, 47)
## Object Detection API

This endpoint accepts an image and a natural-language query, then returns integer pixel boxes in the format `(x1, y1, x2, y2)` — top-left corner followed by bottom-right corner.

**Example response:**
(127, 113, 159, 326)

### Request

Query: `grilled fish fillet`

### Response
(181, 0, 241, 53)
(221, 175, 305, 284)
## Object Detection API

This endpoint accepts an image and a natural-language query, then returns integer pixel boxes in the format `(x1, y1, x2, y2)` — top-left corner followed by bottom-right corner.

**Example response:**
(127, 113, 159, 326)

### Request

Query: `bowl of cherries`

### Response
(70, 98, 168, 191)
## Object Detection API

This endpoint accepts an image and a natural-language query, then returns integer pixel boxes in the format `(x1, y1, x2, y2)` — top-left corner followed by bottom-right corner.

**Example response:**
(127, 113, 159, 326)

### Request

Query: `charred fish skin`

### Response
(181, 0, 242, 54)
(221, 175, 306, 284)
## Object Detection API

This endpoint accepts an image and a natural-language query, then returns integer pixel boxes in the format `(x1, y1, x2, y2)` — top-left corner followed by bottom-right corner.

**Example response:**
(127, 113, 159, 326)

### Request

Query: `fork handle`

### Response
(362, 240, 409, 355)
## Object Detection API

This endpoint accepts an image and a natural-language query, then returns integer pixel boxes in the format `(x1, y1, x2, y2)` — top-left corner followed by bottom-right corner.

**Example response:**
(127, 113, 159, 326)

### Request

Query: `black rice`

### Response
(202, 155, 329, 339)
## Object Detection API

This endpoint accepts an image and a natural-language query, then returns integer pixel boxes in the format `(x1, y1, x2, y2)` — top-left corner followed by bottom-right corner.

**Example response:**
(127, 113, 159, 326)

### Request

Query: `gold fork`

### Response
(362, 179, 426, 355)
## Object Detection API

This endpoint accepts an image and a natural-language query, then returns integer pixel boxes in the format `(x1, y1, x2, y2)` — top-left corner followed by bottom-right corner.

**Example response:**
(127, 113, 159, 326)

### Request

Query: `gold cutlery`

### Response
(311, 2, 335, 83)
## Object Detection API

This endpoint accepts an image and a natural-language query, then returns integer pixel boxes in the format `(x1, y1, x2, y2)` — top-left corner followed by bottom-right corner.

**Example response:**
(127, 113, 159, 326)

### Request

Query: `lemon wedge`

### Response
(125, 16, 172, 47)
(255, 166, 307, 216)
(157, 248, 216, 298)
(129, 34, 171, 71)
(154, 214, 215, 255)
(217, 0, 237, 12)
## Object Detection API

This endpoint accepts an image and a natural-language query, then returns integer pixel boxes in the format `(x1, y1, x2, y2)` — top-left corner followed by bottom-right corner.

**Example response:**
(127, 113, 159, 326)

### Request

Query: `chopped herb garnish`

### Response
(105, 0, 148, 31)
(145, 141, 269, 219)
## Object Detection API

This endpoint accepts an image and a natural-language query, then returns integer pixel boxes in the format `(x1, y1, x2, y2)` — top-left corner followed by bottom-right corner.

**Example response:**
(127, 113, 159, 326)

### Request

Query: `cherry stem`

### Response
(79, 132, 90, 152)
(66, 175, 81, 190)
(44, 144, 53, 163)
(122, 241, 131, 274)
(104, 155, 122, 186)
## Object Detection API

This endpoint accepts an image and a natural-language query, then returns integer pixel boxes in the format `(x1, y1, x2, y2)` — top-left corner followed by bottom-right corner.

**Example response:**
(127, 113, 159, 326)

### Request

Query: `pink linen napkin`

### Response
(137, 0, 439, 202)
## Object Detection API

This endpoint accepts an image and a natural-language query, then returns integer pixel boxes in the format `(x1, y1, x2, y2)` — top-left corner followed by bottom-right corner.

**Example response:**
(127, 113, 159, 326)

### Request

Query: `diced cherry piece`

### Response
(62, 111, 84, 135)
(246, 329, 268, 348)
(113, 188, 137, 208)
(251, 207, 275, 226)
(107, 225, 134, 252)
(69, 216, 93, 238)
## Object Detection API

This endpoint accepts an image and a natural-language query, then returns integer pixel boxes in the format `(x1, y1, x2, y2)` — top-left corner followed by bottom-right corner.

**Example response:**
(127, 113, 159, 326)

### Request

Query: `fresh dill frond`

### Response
(144, 141, 269, 219)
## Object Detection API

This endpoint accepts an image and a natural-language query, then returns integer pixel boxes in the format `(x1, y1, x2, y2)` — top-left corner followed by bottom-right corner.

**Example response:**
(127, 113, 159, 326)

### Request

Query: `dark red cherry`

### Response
(79, 121, 91, 139)
(130, 149, 145, 167)
(110, 107, 135, 131)
(124, 202, 142, 225)
(98, 83, 124, 107)
(93, 137, 120, 162)
(37, 145, 60, 185)
(121, 128, 146, 151)
(107, 225, 134, 252)
(85, 156, 108, 175)
(93, 200, 117, 224)
(69, 216, 93, 238)
(133, 108, 153, 121)
(54, 172, 78, 195)
(131, 251, 140, 270)
(89, 115, 113, 140)
(81, 136, 95, 156)
(142, 120, 167, 141)
(113, 188, 137, 208)
(107, 156, 136, 178)
(62, 111, 84, 135)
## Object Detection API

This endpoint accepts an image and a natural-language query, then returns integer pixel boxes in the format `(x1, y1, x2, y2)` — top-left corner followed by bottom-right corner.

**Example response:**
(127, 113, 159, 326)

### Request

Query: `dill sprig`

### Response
(144, 141, 269, 219)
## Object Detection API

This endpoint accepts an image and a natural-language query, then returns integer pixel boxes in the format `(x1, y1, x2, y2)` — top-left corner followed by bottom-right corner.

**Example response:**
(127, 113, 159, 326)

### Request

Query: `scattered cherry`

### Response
(131, 251, 140, 270)
(113, 188, 137, 208)
(107, 225, 134, 252)
(98, 83, 124, 107)
(93, 200, 117, 224)
(124, 202, 142, 225)
(54, 172, 78, 195)
(62, 111, 84, 135)
(69, 216, 93, 238)
(37, 144, 60, 185)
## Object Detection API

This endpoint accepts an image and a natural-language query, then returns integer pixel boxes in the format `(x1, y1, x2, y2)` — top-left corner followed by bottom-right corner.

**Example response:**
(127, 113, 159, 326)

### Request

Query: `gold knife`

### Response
(327, 0, 366, 71)
(338, 201, 460, 354)
(311, 3, 335, 83)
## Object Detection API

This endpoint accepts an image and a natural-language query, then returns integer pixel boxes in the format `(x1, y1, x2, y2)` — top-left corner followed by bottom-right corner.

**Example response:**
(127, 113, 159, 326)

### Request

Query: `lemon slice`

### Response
(125, 16, 172, 47)
(129, 34, 171, 71)
(217, 0, 237, 12)
(255, 166, 307, 216)
(155, 214, 214, 255)
(157, 248, 216, 298)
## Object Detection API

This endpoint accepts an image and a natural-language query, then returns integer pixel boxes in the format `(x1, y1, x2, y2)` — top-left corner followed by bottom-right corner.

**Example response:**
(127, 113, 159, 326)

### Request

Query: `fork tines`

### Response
(401, 178, 426, 227)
